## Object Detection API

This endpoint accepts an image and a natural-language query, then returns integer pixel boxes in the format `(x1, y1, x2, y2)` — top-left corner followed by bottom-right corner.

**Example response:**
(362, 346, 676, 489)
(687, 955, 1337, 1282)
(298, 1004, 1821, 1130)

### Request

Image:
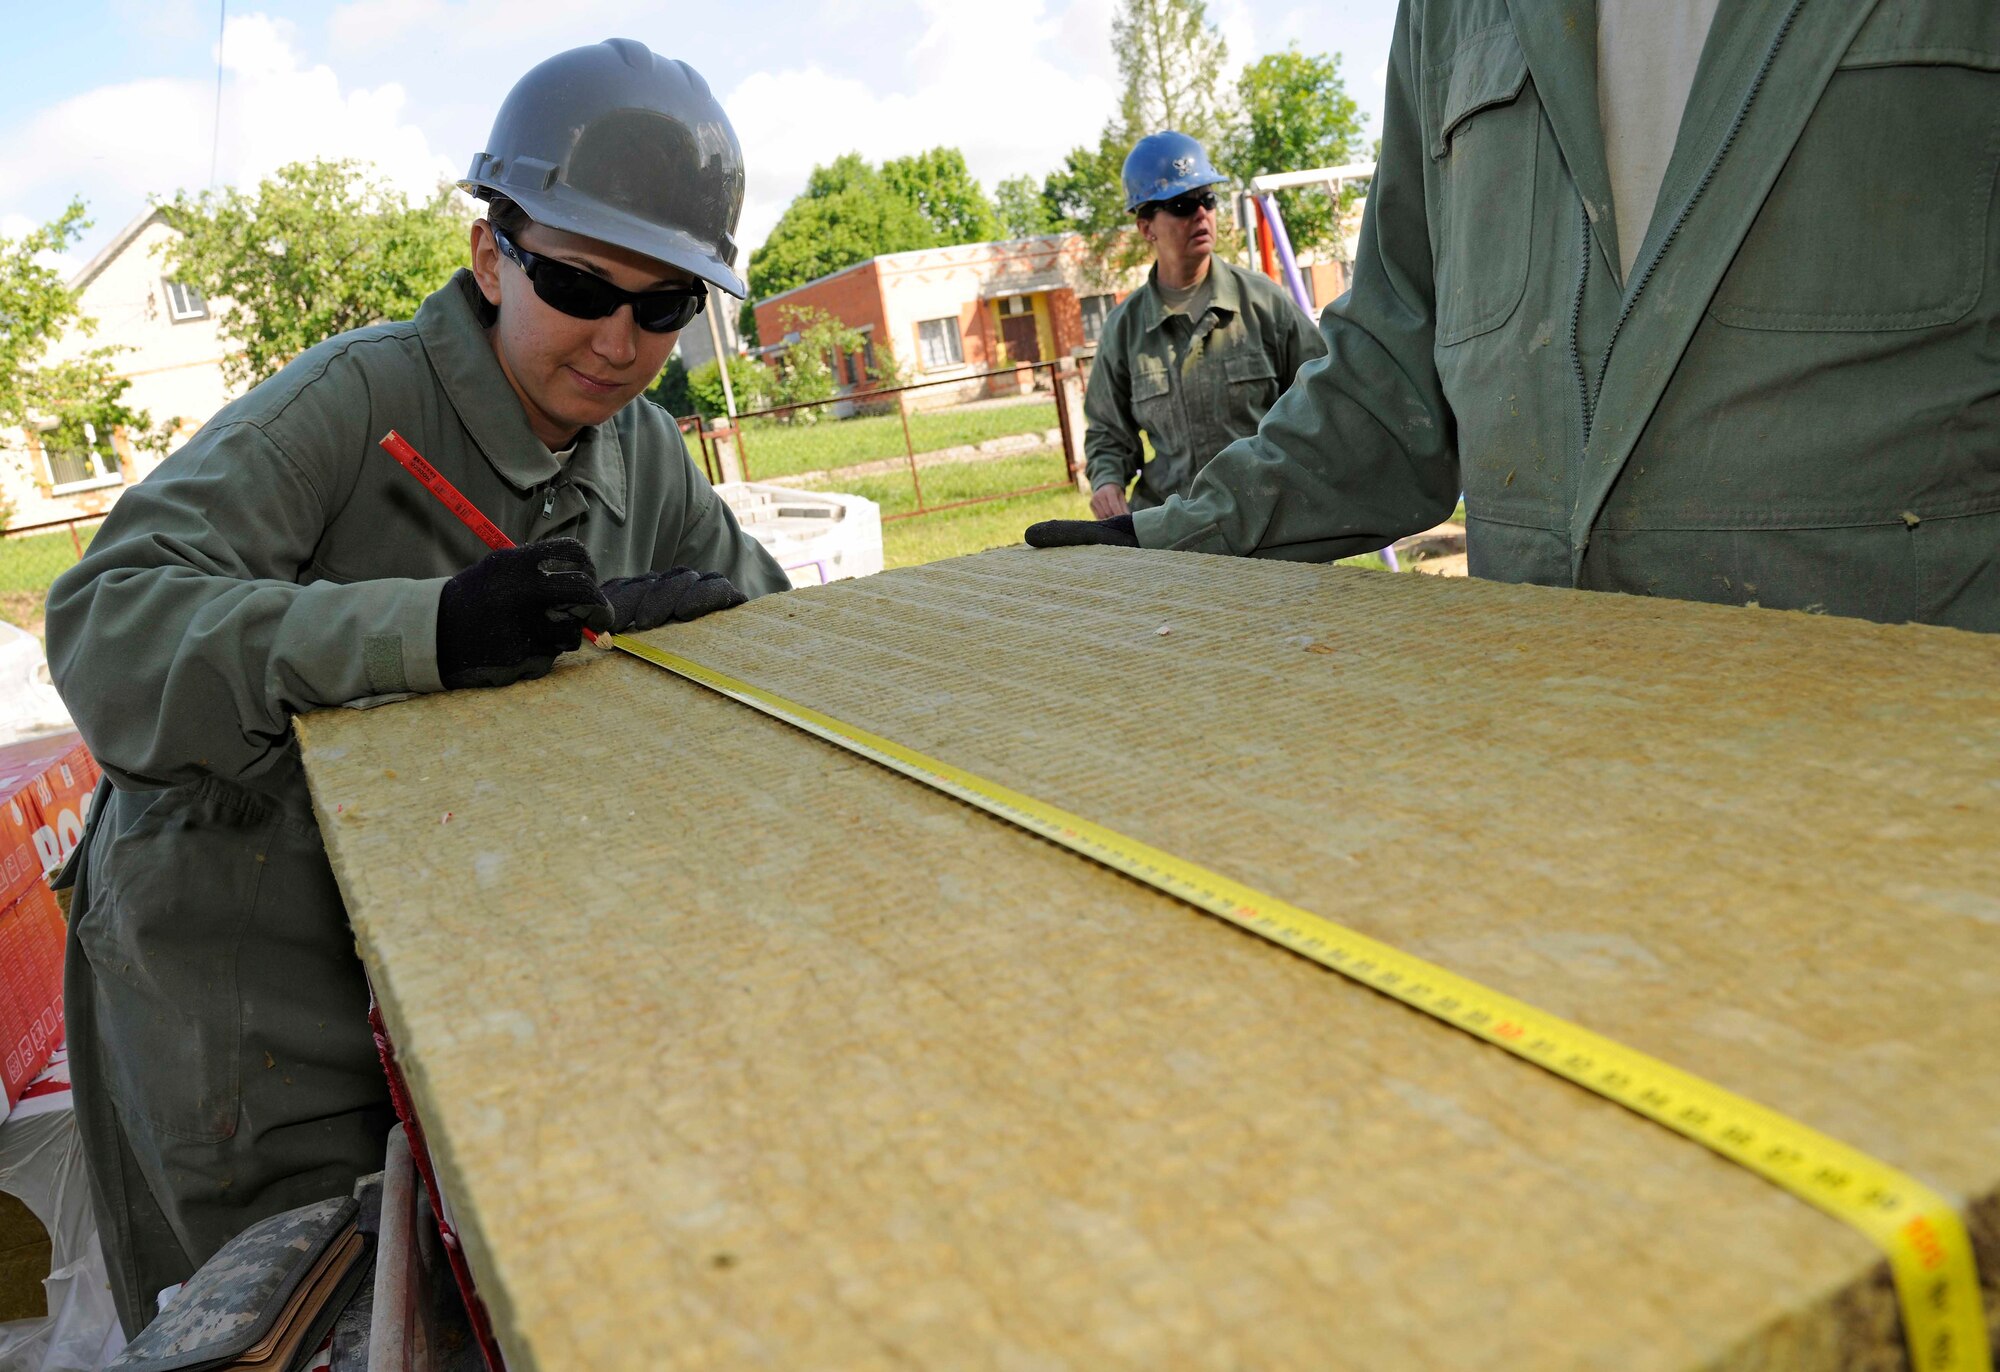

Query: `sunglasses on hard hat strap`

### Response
(1151, 190, 1219, 218)
(490, 224, 706, 334)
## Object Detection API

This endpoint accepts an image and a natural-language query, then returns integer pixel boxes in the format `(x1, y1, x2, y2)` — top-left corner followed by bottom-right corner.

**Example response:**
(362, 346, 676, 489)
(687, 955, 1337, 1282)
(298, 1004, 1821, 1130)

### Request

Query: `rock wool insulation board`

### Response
(296, 547, 2000, 1372)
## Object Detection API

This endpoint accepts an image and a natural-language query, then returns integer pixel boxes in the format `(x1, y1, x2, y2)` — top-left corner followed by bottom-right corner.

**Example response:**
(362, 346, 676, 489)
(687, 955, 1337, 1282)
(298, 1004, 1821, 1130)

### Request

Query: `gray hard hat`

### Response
(461, 39, 748, 297)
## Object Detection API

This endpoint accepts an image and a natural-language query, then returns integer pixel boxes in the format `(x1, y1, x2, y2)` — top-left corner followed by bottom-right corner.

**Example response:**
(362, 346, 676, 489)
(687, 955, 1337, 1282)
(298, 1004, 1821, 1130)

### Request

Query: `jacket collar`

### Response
(564, 419, 629, 523)
(415, 271, 629, 522)
(1506, 0, 1623, 282)
(1567, 0, 1882, 572)
(1138, 258, 1243, 334)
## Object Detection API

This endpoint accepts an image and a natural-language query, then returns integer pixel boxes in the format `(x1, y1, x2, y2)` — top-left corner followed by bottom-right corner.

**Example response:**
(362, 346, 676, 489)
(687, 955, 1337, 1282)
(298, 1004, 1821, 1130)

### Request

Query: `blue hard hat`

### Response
(1121, 131, 1225, 212)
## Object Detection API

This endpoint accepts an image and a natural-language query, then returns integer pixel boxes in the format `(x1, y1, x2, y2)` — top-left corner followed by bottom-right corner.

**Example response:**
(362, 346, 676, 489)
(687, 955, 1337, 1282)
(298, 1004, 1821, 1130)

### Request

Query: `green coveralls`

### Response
(46, 270, 788, 1334)
(1084, 260, 1328, 510)
(1134, 0, 2000, 630)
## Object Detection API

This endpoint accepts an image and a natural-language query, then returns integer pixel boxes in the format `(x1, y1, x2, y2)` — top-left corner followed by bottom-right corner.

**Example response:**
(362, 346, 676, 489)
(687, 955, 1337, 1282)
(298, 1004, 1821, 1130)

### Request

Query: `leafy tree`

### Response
(994, 175, 1057, 239)
(1042, 138, 1130, 240)
(746, 147, 1009, 312)
(685, 355, 776, 420)
(766, 305, 881, 415)
(882, 148, 1001, 245)
(744, 154, 936, 306)
(1041, 132, 1156, 285)
(0, 201, 164, 522)
(1112, 0, 1233, 154)
(1227, 48, 1366, 256)
(157, 159, 470, 389)
(649, 355, 693, 417)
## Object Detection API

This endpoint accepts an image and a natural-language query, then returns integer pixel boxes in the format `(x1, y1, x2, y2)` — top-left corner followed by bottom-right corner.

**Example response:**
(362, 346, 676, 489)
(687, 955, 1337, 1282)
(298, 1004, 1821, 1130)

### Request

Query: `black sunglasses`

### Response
(1152, 190, 1219, 218)
(491, 224, 706, 334)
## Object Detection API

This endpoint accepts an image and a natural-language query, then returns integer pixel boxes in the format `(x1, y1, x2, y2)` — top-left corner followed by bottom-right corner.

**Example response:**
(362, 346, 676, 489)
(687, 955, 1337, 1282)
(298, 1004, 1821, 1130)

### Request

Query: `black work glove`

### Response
(436, 538, 614, 690)
(1024, 514, 1140, 549)
(599, 567, 748, 633)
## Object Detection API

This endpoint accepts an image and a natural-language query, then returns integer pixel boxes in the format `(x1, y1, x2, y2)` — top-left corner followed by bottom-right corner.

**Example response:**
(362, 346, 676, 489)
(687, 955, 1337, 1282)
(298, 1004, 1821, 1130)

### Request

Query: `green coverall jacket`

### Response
(46, 270, 787, 1333)
(1133, 0, 1999, 631)
(1084, 260, 1327, 510)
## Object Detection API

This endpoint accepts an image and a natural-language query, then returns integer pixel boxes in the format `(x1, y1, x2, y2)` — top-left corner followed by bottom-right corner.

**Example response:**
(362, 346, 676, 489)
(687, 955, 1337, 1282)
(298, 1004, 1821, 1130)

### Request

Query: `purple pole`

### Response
(1257, 194, 1401, 571)
(1257, 194, 1314, 315)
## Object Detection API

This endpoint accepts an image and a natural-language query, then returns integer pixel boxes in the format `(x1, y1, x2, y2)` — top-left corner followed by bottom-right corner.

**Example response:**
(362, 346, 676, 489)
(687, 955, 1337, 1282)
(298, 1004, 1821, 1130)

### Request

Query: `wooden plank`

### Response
(297, 548, 2000, 1371)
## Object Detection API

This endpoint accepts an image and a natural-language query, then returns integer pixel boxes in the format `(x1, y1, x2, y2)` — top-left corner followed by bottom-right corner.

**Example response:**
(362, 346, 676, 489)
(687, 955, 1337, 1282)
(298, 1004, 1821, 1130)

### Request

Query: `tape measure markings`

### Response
(607, 632, 1988, 1372)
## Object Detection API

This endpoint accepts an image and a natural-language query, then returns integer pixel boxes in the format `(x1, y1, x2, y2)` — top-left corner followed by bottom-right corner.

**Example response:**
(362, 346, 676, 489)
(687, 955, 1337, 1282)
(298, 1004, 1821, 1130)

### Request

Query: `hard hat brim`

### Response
(1126, 176, 1228, 213)
(460, 175, 750, 300)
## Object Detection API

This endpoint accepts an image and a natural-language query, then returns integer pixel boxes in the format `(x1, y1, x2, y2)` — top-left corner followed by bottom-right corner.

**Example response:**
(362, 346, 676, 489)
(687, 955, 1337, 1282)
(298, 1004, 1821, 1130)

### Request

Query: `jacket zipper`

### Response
(1567, 200, 1594, 451)
(1577, 0, 1806, 442)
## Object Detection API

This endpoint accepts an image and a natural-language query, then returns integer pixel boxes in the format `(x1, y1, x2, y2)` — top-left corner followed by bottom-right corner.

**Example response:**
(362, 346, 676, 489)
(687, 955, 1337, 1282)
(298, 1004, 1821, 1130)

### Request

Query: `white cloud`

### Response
(0, 213, 82, 277)
(326, 0, 633, 55)
(107, 0, 208, 43)
(0, 11, 455, 261)
(725, 0, 1121, 254)
(213, 15, 457, 201)
(1214, 0, 1261, 82)
(0, 76, 211, 211)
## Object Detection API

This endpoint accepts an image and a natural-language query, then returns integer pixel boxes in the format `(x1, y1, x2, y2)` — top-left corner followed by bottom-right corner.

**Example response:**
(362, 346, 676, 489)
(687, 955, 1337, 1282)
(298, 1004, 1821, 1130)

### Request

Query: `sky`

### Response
(0, 0, 1397, 280)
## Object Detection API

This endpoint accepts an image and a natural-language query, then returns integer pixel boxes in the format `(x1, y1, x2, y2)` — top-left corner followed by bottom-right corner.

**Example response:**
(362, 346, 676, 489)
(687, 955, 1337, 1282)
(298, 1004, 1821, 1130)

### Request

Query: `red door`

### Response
(1000, 313, 1042, 364)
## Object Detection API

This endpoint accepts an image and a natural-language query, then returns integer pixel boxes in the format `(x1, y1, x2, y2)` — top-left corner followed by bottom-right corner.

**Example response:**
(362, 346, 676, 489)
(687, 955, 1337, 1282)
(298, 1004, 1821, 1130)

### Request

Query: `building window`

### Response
(42, 421, 122, 493)
(917, 316, 963, 371)
(163, 278, 207, 322)
(1079, 294, 1114, 345)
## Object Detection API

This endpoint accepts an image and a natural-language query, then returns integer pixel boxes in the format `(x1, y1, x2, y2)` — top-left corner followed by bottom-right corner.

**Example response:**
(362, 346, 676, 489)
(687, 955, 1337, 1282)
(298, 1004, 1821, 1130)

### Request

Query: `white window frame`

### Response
(916, 316, 964, 372)
(43, 421, 124, 496)
(163, 277, 208, 323)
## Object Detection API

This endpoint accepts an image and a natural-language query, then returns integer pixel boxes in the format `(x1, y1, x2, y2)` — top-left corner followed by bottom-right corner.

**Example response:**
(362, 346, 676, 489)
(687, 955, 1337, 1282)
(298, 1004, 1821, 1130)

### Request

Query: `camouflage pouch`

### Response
(109, 1195, 369, 1371)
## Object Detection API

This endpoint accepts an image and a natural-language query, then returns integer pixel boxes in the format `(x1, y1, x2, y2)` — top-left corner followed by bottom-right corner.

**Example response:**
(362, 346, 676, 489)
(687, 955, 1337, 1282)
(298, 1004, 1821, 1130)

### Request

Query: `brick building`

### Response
(751, 234, 1145, 409)
(749, 231, 1352, 412)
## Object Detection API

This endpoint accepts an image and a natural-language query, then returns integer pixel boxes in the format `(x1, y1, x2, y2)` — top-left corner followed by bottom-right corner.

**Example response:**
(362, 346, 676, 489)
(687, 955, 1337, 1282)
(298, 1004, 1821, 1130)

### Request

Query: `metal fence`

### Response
(0, 515, 104, 634)
(0, 359, 1092, 633)
(678, 360, 1090, 523)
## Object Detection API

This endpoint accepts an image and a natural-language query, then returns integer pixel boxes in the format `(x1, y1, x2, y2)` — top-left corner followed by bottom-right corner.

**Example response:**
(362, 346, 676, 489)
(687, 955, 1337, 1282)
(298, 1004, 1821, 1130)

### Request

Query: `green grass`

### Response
(739, 397, 1059, 481)
(795, 450, 1089, 567)
(882, 486, 1092, 568)
(802, 450, 1072, 518)
(0, 526, 98, 633)
(799, 453, 1419, 574)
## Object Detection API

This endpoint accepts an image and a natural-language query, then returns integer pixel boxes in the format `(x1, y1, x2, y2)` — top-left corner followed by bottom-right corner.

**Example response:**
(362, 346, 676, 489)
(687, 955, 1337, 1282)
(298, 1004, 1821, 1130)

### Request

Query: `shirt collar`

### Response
(1206, 259, 1244, 318)
(1140, 259, 1241, 334)
(415, 270, 628, 522)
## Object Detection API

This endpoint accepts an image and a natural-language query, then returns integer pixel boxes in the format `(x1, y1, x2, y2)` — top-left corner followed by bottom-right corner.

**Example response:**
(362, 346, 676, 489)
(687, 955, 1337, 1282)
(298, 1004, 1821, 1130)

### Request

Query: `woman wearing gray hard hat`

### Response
(47, 40, 786, 1337)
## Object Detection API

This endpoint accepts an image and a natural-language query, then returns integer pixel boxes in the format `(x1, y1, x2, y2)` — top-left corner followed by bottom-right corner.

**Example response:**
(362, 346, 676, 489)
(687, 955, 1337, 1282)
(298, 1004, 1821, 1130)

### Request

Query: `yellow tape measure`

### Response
(608, 633, 1989, 1372)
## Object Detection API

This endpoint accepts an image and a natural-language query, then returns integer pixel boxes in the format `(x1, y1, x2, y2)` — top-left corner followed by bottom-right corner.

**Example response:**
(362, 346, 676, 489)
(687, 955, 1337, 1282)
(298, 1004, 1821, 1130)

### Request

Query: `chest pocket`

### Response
(1130, 360, 1177, 435)
(1223, 348, 1280, 427)
(1710, 1, 2000, 331)
(1426, 23, 1539, 345)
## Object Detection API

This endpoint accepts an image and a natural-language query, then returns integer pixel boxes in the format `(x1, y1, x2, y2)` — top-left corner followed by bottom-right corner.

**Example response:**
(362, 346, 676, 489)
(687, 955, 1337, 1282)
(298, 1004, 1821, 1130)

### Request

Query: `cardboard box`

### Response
(0, 883, 64, 1112)
(0, 735, 98, 1113)
(0, 734, 99, 902)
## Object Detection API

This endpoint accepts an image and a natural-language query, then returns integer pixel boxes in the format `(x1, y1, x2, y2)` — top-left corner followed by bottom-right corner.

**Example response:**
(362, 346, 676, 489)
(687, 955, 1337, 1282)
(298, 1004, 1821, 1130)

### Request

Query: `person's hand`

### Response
(600, 567, 747, 633)
(436, 538, 613, 690)
(1089, 484, 1131, 519)
(1024, 514, 1140, 549)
